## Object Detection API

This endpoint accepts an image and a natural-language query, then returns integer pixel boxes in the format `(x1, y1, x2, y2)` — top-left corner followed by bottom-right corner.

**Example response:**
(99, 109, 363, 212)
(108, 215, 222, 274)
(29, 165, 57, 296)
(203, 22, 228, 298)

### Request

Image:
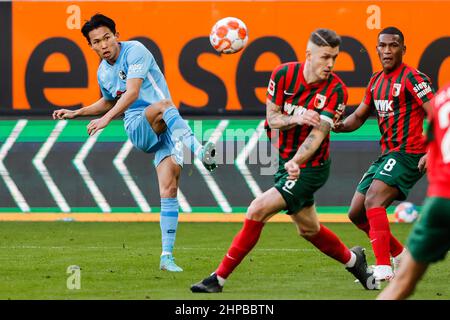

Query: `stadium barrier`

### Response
(0, 119, 427, 221)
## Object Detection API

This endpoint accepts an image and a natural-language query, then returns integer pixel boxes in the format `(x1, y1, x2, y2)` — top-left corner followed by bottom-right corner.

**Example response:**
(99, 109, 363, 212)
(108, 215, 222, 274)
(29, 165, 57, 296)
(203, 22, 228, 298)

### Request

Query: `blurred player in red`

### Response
(378, 83, 450, 299)
(334, 27, 435, 281)
(191, 28, 376, 293)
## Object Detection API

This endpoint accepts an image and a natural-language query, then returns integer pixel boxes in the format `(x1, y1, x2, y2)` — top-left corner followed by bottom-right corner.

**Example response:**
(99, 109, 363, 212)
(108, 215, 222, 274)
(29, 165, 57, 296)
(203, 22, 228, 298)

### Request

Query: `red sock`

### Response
(306, 224, 351, 264)
(367, 207, 391, 265)
(216, 219, 265, 279)
(389, 235, 404, 257)
(356, 220, 403, 257)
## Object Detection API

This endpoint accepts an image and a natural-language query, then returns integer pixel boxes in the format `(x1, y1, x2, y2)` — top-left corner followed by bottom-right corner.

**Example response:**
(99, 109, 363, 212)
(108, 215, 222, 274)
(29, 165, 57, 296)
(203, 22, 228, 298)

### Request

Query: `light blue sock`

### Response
(160, 198, 179, 256)
(162, 107, 203, 156)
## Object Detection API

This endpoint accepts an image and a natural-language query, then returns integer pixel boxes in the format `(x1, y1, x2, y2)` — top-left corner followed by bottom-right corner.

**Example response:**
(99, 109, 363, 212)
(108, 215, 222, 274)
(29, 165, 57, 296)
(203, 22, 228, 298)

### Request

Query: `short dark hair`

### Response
(309, 28, 341, 48)
(378, 26, 404, 44)
(81, 14, 116, 44)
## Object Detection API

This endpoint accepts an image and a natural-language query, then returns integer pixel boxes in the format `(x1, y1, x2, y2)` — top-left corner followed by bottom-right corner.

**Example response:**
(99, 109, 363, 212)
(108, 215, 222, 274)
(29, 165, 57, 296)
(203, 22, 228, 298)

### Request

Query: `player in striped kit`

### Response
(378, 83, 450, 299)
(53, 14, 217, 272)
(334, 27, 435, 282)
(191, 29, 376, 293)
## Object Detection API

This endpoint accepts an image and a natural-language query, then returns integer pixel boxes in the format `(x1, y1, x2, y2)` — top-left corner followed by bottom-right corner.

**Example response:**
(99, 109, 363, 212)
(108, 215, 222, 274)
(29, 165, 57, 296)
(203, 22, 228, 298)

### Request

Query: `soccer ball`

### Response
(209, 17, 248, 54)
(394, 202, 419, 223)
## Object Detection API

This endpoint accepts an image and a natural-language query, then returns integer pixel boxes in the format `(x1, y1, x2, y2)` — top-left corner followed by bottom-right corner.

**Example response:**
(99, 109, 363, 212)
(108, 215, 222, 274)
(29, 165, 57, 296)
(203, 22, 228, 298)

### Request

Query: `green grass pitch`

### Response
(0, 221, 448, 300)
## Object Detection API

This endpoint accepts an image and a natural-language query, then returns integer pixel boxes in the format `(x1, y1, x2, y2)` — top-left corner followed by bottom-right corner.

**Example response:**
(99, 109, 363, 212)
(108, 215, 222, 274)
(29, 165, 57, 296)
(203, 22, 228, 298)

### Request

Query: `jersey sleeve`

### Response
(125, 43, 152, 80)
(319, 82, 349, 127)
(266, 64, 287, 107)
(405, 70, 435, 105)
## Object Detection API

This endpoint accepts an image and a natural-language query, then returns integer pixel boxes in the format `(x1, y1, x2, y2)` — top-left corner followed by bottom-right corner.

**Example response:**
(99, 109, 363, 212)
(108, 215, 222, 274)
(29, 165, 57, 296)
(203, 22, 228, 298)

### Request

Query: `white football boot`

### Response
(373, 265, 395, 282)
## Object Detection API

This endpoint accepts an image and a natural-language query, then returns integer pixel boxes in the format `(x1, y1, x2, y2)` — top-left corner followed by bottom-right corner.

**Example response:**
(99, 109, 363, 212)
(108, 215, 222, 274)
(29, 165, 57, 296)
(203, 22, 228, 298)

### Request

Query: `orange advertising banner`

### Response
(3, 1, 450, 114)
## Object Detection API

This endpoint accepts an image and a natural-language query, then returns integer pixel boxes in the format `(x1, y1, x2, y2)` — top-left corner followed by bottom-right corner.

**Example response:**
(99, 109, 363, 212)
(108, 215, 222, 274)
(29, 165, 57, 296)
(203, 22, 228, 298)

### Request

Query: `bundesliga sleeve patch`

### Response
(267, 79, 276, 97)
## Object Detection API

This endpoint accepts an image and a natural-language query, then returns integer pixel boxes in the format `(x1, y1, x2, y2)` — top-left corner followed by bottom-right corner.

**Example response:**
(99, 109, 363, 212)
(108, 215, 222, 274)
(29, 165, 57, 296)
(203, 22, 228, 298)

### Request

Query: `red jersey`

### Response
(363, 63, 435, 155)
(427, 83, 450, 198)
(265, 62, 348, 168)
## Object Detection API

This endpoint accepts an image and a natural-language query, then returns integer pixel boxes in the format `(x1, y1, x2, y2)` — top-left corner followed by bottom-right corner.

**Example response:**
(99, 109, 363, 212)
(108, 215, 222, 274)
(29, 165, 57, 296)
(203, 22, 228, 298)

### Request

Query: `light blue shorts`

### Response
(125, 109, 183, 167)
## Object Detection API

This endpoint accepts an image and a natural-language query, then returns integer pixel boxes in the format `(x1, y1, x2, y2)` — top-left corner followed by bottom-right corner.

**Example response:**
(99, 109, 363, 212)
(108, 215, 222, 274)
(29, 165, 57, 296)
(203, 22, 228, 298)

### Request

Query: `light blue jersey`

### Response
(97, 40, 171, 130)
(97, 40, 182, 167)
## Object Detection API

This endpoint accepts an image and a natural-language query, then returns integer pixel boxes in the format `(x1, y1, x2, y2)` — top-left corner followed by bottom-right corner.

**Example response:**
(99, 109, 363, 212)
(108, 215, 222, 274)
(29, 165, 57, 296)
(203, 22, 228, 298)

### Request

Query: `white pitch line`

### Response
(0, 120, 30, 212)
(113, 140, 151, 212)
(32, 121, 70, 212)
(73, 130, 111, 212)
(194, 120, 231, 213)
(235, 120, 265, 198)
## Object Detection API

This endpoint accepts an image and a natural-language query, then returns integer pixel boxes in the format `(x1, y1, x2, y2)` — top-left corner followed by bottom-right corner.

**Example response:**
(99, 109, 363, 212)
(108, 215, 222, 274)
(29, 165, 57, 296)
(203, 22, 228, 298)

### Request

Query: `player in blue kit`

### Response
(53, 14, 217, 272)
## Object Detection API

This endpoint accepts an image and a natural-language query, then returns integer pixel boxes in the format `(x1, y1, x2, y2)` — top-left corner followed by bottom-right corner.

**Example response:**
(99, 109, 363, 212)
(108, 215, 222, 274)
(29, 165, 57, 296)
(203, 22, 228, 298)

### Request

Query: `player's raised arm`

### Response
(266, 99, 320, 130)
(265, 63, 320, 131)
(102, 78, 142, 120)
(87, 78, 142, 136)
(52, 97, 115, 120)
(334, 101, 371, 133)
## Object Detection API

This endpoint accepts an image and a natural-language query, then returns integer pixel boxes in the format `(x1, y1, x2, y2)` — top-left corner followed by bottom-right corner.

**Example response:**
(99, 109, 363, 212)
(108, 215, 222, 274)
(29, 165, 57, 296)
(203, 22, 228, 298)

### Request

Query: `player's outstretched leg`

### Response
(346, 246, 379, 290)
(162, 105, 217, 172)
(299, 219, 378, 290)
(198, 141, 217, 172)
(191, 218, 265, 293)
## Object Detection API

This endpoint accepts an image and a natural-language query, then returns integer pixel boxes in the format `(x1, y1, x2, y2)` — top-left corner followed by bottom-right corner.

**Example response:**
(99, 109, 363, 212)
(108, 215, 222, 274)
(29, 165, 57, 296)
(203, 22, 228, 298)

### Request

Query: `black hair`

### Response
(309, 28, 341, 48)
(378, 26, 404, 44)
(81, 14, 116, 44)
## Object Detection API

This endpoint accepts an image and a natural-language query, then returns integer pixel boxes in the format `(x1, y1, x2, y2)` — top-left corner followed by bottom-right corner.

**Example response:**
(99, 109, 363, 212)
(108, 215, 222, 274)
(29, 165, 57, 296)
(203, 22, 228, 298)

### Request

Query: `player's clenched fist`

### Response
(53, 109, 77, 120)
(284, 160, 301, 180)
(295, 109, 320, 127)
(333, 120, 345, 132)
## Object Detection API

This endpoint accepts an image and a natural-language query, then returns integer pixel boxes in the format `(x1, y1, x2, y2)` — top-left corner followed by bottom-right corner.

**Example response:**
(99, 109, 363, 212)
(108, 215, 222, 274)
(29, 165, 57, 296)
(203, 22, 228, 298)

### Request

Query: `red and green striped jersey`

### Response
(427, 83, 450, 198)
(363, 63, 435, 155)
(265, 62, 348, 168)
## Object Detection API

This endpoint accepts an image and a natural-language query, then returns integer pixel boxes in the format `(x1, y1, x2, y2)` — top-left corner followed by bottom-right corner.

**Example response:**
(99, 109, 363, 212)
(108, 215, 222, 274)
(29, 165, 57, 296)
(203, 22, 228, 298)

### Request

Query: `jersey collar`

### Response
(382, 62, 405, 79)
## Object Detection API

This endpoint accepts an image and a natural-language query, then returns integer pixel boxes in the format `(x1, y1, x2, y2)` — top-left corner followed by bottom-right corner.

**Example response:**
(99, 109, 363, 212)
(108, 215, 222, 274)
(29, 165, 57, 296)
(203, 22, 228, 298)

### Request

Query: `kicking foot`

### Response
(199, 141, 217, 172)
(160, 254, 183, 272)
(373, 265, 394, 282)
(190, 273, 223, 293)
